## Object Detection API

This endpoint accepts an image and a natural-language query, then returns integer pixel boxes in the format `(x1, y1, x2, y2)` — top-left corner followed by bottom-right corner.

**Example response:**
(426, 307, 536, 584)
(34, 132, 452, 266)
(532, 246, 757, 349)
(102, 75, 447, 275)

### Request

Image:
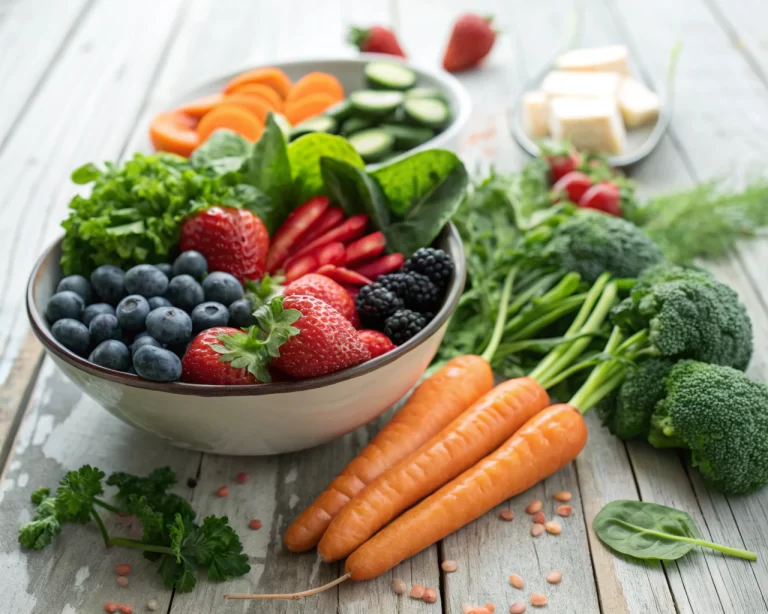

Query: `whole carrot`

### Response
(283, 354, 494, 552)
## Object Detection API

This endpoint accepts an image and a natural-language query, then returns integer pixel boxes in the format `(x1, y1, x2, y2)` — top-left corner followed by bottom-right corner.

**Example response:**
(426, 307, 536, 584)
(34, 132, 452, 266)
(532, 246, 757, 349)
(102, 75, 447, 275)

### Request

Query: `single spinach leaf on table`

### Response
(189, 130, 252, 175)
(320, 157, 390, 231)
(288, 132, 364, 203)
(593, 500, 757, 561)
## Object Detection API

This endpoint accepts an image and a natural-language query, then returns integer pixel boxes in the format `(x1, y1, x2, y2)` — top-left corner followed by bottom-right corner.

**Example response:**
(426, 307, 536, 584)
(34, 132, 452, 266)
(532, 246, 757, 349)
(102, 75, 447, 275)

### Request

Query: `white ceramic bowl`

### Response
(153, 54, 473, 169)
(27, 225, 465, 455)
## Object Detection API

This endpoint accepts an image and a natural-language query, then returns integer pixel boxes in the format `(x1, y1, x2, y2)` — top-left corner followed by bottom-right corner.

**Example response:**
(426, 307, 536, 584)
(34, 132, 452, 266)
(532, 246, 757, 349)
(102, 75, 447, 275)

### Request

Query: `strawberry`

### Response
(348, 25, 406, 57)
(345, 231, 386, 267)
(267, 197, 330, 273)
(283, 273, 359, 326)
(442, 14, 496, 73)
(273, 295, 371, 378)
(551, 171, 592, 204)
(316, 264, 372, 286)
(356, 330, 396, 358)
(352, 253, 405, 280)
(180, 206, 269, 283)
(292, 213, 368, 259)
(289, 207, 345, 256)
(285, 253, 319, 283)
(578, 181, 622, 217)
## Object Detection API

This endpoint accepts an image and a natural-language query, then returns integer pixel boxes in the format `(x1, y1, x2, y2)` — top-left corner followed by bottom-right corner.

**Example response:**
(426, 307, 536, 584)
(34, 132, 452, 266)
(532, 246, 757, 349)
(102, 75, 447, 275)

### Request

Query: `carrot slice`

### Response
(149, 111, 200, 158)
(176, 93, 224, 118)
(284, 93, 338, 125)
(219, 94, 273, 124)
(230, 83, 283, 111)
(286, 72, 344, 104)
(223, 67, 292, 99)
(196, 104, 264, 143)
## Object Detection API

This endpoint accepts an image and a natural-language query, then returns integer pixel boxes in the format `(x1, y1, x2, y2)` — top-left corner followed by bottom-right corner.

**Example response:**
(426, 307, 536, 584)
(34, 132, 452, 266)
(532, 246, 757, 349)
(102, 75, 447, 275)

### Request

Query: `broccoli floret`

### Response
(611, 264, 753, 370)
(596, 358, 675, 439)
(648, 360, 768, 494)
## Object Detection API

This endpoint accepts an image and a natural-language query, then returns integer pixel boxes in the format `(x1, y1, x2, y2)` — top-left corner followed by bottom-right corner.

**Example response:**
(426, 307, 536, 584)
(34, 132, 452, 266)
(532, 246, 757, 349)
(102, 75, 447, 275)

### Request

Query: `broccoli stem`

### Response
(481, 267, 518, 363)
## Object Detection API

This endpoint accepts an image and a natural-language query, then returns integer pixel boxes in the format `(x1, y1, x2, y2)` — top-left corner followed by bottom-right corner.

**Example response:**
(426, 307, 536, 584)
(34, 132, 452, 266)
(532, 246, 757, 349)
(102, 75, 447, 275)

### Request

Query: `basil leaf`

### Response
(321, 157, 390, 231)
(288, 133, 364, 203)
(71, 163, 102, 184)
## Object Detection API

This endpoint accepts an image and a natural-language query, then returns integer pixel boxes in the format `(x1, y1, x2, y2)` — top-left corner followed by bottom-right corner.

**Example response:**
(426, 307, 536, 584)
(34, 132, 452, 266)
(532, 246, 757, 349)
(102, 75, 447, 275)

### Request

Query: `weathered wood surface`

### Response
(3, 0, 768, 612)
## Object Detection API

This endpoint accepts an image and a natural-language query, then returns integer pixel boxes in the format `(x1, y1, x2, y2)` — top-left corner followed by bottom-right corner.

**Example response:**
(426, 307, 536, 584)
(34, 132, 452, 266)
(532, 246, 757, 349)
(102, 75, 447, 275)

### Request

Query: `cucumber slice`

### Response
(403, 97, 451, 129)
(348, 128, 395, 162)
(349, 90, 405, 116)
(324, 100, 354, 122)
(364, 61, 417, 90)
(382, 124, 436, 150)
(290, 116, 338, 140)
(341, 116, 375, 136)
(405, 87, 448, 102)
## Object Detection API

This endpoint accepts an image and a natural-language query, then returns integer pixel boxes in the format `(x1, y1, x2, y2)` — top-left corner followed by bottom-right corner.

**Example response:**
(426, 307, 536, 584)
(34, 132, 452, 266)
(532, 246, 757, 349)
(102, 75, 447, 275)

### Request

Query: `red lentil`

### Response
(249, 519, 262, 530)
(510, 602, 527, 614)
(423, 588, 438, 603)
(531, 523, 545, 537)
(442, 559, 458, 572)
(554, 491, 572, 502)
(392, 578, 407, 595)
(485, 603, 496, 612)
(532, 511, 546, 524)
(557, 505, 573, 517)
(546, 570, 563, 584)
(216, 486, 229, 497)
(530, 593, 548, 607)
(114, 564, 132, 576)
(235, 472, 249, 483)
(117, 575, 129, 587)
(410, 584, 425, 599)
(509, 573, 524, 589)
(545, 520, 562, 535)
(525, 500, 542, 514)
(499, 509, 515, 521)
(104, 604, 118, 614)
(118, 605, 133, 614)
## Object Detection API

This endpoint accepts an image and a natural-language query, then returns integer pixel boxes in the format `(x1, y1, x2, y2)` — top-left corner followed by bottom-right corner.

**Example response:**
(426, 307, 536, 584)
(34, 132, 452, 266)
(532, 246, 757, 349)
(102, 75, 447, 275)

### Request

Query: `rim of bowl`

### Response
(27, 223, 466, 397)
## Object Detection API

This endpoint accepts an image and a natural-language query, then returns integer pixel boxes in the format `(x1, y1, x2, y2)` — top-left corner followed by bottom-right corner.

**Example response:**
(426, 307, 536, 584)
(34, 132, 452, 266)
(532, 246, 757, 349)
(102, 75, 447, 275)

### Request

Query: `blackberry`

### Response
(355, 283, 404, 330)
(384, 309, 429, 345)
(403, 247, 454, 290)
(379, 272, 441, 312)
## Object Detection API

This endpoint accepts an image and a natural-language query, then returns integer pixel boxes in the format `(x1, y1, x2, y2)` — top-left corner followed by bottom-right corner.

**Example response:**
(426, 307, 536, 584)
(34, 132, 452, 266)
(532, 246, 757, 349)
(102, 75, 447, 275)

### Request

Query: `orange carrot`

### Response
(223, 67, 292, 99)
(286, 72, 344, 104)
(176, 93, 224, 118)
(317, 377, 550, 561)
(196, 103, 264, 143)
(229, 83, 283, 111)
(345, 404, 588, 581)
(219, 94, 272, 124)
(283, 355, 494, 552)
(149, 111, 200, 157)
(284, 93, 337, 125)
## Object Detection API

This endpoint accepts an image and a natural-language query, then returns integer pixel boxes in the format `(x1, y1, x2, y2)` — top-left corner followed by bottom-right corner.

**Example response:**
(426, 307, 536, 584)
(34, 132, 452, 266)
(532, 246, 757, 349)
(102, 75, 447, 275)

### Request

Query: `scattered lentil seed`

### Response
(118, 605, 133, 614)
(470, 609, 492, 614)
(461, 603, 474, 614)
(147, 599, 158, 612)
(525, 500, 542, 514)
(235, 472, 249, 483)
(499, 509, 515, 521)
(509, 573, 524, 589)
(531, 523, 545, 537)
(530, 593, 548, 607)
(546, 570, 563, 584)
(442, 559, 458, 572)
(117, 575, 129, 587)
(485, 603, 496, 612)
(554, 491, 572, 502)
(545, 520, 562, 535)
(510, 603, 527, 614)
(557, 505, 573, 517)
(392, 578, 407, 595)
(104, 604, 118, 614)
(532, 511, 546, 524)
(114, 564, 132, 576)
(423, 588, 438, 603)
(410, 584, 425, 599)
(216, 486, 229, 497)
(249, 519, 262, 530)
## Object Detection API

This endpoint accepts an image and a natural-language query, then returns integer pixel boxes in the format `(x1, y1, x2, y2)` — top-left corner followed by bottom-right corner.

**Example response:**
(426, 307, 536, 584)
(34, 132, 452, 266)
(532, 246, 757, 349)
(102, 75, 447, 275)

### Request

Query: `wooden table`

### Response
(2, 0, 768, 612)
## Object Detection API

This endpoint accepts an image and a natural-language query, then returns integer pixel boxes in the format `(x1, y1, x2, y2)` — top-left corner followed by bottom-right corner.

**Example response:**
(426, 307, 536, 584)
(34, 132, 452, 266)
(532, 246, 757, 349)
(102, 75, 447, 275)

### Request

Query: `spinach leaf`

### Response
(71, 163, 103, 185)
(288, 133, 364, 203)
(189, 130, 251, 175)
(593, 500, 757, 561)
(321, 157, 390, 231)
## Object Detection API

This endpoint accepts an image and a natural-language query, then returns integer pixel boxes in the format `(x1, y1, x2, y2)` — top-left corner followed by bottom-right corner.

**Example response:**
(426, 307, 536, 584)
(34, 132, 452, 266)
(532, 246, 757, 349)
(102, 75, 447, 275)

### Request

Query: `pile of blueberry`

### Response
(45, 251, 256, 382)
(355, 247, 454, 345)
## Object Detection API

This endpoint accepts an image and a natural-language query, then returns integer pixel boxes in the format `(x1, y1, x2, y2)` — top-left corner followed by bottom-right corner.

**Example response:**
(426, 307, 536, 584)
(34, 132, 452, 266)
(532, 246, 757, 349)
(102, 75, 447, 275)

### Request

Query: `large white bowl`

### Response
(153, 54, 473, 169)
(27, 226, 465, 455)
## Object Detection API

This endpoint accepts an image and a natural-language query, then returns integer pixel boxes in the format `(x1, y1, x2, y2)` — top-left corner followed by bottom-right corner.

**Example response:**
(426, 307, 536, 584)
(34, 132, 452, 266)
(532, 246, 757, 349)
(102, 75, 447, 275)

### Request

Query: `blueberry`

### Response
(90, 265, 126, 305)
(148, 296, 172, 310)
(133, 346, 182, 382)
(45, 291, 85, 324)
(166, 274, 204, 312)
(203, 271, 243, 306)
(154, 263, 173, 278)
(89, 339, 131, 371)
(124, 264, 169, 298)
(131, 334, 162, 356)
(83, 303, 115, 326)
(51, 318, 90, 355)
(116, 295, 150, 331)
(172, 251, 208, 280)
(89, 313, 122, 346)
(228, 298, 255, 328)
(56, 275, 92, 304)
(146, 307, 193, 345)
(191, 301, 229, 333)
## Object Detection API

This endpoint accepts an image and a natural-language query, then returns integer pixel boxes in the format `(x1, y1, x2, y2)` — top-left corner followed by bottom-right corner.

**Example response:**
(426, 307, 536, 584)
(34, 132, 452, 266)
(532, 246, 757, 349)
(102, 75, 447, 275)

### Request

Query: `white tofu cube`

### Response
(541, 70, 622, 99)
(556, 45, 630, 74)
(618, 76, 661, 128)
(521, 91, 550, 138)
(549, 97, 626, 155)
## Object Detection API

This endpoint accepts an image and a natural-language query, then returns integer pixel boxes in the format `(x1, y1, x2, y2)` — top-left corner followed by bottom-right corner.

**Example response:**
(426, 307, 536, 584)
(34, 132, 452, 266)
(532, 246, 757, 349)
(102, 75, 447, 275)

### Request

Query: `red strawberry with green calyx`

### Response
(283, 273, 359, 328)
(348, 25, 406, 57)
(442, 14, 496, 73)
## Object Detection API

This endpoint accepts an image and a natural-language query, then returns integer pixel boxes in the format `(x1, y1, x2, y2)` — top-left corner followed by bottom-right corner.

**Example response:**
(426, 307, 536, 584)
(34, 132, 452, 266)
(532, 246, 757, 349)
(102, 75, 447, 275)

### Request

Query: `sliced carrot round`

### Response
(197, 104, 264, 143)
(284, 92, 338, 125)
(230, 83, 283, 111)
(286, 72, 344, 104)
(223, 67, 292, 99)
(176, 93, 224, 118)
(220, 94, 273, 124)
(149, 111, 200, 157)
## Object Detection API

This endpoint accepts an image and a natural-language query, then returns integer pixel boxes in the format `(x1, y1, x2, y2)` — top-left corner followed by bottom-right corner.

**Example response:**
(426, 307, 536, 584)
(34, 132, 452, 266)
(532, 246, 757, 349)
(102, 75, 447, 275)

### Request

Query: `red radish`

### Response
(285, 253, 320, 283)
(348, 25, 406, 57)
(345, 231, 386, 267)
(292, 214, 369, 258)
(267, 197, 330, 272)
(578, 181, 622, 216)
(546, 151, 581, 183)
(317, 242, 347, 267)
(289, 207, 345, 256)
(316, 265, 372, 286)
(442, 14, 496, 72)
(352, 253, 405, 280)
(551, 171, 592, 203)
